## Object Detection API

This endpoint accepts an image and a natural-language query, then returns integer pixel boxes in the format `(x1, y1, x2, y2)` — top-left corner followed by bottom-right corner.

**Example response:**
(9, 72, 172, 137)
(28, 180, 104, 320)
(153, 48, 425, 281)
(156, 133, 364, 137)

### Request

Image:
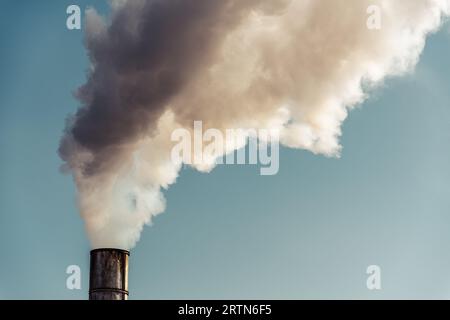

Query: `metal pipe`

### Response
(89, 248, 129, 300)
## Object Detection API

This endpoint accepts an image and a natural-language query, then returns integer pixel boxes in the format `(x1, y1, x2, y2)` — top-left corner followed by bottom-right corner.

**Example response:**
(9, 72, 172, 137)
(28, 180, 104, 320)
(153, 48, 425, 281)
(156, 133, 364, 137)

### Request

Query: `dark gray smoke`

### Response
(60, 0, 282, 175)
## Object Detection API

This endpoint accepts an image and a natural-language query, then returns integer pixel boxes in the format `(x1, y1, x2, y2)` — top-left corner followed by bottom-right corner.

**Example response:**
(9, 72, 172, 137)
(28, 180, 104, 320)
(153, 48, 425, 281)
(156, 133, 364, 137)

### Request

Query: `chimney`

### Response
(89, 248, 129, 300)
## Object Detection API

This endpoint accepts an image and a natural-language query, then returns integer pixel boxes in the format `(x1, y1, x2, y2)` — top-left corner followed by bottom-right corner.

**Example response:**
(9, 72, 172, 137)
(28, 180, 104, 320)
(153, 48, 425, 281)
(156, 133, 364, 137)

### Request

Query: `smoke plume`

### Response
(60, 0, 450, 249)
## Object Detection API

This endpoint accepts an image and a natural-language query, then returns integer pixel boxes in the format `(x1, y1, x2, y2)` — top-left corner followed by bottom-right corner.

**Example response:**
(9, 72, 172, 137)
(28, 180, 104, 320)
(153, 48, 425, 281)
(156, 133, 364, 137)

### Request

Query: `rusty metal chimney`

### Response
(89, 248, 129, 300)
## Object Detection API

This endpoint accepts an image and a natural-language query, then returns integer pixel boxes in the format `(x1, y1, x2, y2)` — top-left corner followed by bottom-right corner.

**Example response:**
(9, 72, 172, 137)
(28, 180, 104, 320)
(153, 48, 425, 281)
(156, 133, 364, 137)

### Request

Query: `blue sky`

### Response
(0, 1, 450, 299)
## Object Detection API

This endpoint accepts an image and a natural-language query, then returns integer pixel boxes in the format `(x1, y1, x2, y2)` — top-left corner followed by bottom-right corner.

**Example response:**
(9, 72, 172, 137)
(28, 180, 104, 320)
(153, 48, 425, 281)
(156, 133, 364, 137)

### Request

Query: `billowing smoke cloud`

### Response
(60, 0, 450, 249)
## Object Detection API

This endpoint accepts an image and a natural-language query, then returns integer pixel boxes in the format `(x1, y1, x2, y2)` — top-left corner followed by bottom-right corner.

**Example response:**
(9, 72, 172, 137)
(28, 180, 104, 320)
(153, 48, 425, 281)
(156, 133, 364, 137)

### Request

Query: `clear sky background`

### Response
(1, 1, 450, 299)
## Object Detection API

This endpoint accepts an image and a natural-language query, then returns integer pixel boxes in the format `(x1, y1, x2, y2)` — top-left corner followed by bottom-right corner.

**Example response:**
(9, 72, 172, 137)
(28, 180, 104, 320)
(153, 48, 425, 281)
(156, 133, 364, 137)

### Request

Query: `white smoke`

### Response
(60, 0, 450, 249)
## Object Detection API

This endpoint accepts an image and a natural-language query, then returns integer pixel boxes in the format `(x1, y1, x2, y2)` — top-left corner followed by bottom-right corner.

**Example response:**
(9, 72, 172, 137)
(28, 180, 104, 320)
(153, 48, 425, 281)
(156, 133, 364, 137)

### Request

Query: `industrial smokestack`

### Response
(89, 249, 129, 300)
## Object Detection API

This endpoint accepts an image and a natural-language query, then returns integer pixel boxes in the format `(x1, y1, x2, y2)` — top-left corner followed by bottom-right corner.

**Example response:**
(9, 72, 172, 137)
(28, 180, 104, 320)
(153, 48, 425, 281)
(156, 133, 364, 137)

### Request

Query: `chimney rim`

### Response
(90, 248, 130, 255)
